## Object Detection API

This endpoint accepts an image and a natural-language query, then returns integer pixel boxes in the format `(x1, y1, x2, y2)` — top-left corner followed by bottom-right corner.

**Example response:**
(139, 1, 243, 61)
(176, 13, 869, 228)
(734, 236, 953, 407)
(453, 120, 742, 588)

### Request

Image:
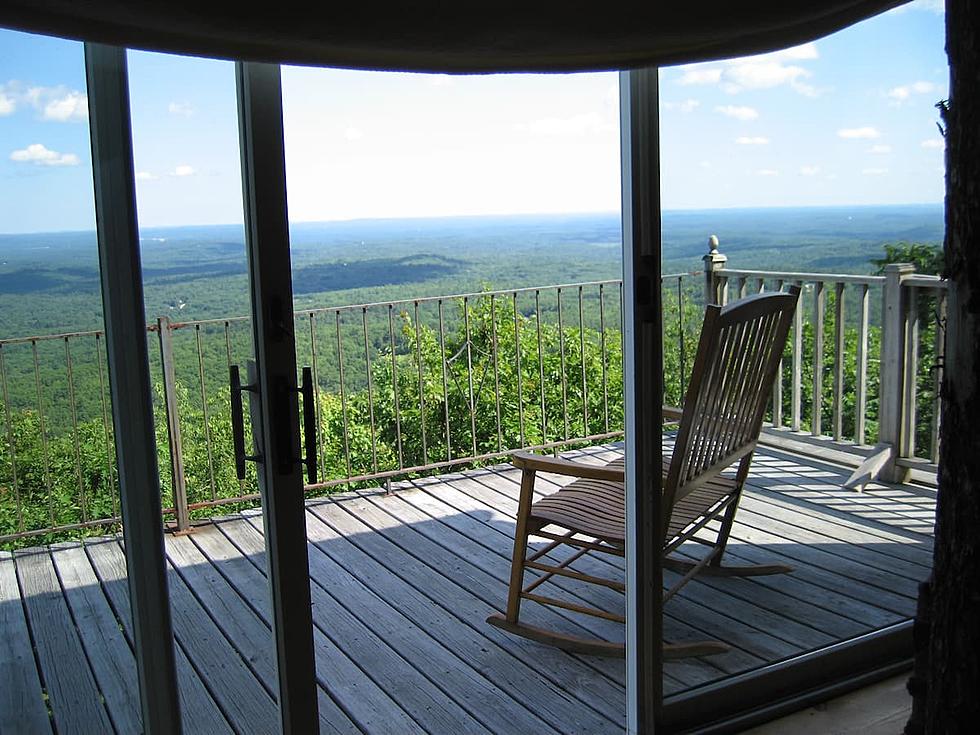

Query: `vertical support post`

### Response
(790, 281, 804, 431)
(879, 263, 916, 483)
(157, 316, 190, 532)
(621, 67, 663, 735)
(84, 42, 182, 734)
(855, 283, 870, 445)
(703, 236, 727, 307)
(811, 281, 826, 436)
(237, 61, 319, 734)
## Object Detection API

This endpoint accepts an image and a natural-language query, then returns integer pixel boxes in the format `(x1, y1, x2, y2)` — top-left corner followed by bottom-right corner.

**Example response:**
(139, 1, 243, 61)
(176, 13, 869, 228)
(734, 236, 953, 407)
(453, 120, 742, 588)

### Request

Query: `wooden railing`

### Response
(706, 239, 946, 483)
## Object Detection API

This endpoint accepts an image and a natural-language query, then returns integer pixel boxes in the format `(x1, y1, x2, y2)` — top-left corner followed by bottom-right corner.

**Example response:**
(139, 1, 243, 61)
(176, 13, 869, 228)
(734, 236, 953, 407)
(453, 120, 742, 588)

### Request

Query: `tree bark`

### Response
(908, 0, 980, 731)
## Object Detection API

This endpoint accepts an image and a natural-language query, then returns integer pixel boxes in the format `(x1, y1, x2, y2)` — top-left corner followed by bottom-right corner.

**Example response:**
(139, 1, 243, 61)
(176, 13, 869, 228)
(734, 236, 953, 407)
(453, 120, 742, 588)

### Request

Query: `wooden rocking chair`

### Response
(487, 287, 801, 658)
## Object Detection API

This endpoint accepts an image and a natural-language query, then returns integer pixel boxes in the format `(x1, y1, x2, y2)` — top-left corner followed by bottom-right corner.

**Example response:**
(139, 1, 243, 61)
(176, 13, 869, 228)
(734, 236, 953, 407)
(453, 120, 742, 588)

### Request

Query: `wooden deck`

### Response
(1, 443, 934, 734)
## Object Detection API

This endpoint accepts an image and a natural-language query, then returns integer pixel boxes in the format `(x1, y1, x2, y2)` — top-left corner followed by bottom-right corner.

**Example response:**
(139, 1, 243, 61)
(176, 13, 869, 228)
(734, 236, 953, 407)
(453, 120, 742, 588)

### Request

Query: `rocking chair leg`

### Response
(709, 455, 752, 568)
(502, 467, 536, 624)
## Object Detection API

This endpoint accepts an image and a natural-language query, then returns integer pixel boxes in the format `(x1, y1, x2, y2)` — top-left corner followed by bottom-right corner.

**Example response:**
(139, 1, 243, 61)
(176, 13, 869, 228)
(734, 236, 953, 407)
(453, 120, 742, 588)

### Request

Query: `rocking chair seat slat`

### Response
(530, 454, 739, 546)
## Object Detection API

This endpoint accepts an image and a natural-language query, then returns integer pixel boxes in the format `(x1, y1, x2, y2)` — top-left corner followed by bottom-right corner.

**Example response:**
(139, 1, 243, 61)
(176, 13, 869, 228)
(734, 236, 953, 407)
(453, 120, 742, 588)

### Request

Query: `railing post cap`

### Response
(883, 262, 917, 275)
(707, 235, 720, 254)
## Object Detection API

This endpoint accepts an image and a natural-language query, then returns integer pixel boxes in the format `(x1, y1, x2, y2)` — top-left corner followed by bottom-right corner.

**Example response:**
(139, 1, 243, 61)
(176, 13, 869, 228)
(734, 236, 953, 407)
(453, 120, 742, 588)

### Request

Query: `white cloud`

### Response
(172, 165, 195, 177)
(861, 167, 889, 175)
(665, 99, 700, 113)
(887, 81, 937, 104)
(10, 143, 79, 166)
(168, 101, 194, 117)
(0, 90, 15, 116)
(7, 85, 89, 122)
(715, 105, 758, 121)
(699, 160, 712, 169)
(679, 43, 821, 96)
(344, 126, 364, 141)
(514, 112, 614, 137)
(136, 171, 157, 181)
(35, 88, 87, 122)
(735, 136, 769, 145)
(869, 144, 892, 154)
(679, 68, 722, 86)
(921, 138, 945, 149)
(838, 127, 880, 139)
(756, 169, 779, 176)
(800, 165, 820, 176)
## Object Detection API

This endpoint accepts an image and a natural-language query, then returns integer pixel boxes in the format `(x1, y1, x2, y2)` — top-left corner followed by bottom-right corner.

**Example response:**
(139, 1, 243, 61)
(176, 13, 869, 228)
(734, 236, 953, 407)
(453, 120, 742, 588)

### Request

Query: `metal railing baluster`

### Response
(31, 341, 54, 527)
(0, 344, 24, 532)
(513, 292, 525, 448)
(557, 288, 569, 442)
(438, 299, 451, 461)
(195, 325, 218, 502)
(362, 308, 378, 474)
(490, 294, 503, 452)
(413, 301, 428, 466)
(463, 297, 478, 458)
(308, 313, 327, 478)
(95, 333, 118, 519)
(64, 337, 87, 522)
(335, 311, 352, 481)
(388, 304, 404, 470)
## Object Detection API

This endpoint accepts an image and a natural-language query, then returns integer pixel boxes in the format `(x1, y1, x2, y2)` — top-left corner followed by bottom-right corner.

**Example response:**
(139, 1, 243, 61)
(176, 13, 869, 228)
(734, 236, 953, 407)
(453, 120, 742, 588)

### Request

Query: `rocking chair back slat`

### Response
(664, 288, 800, 532)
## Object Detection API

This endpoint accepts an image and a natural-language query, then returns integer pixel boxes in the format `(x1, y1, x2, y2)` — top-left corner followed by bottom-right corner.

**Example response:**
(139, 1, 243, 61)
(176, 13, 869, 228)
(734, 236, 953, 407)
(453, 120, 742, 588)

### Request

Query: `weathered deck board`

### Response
(187, 523, 404, 735)
(82, 539, 235, 735)
(14, 549, 114, 735)
(50, 544, 142, 734)
(0, 551, 50, 735)
(299, 501, 625, 732)
(0, 443, 935, 734)
(217, 516, 498, 735)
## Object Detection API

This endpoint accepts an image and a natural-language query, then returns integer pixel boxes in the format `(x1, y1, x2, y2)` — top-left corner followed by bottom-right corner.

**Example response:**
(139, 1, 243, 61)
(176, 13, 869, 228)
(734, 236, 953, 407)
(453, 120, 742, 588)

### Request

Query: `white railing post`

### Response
(703, 235, 728, 306)
(879, 263, 916, 483)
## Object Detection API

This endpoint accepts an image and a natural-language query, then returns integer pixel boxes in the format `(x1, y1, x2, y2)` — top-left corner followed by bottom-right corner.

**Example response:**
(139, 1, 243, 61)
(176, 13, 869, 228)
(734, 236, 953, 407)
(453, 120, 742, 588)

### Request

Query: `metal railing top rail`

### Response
(0, 328, 106, 346)
(718, 268, 885, 286)
(166, 278, 637, 330)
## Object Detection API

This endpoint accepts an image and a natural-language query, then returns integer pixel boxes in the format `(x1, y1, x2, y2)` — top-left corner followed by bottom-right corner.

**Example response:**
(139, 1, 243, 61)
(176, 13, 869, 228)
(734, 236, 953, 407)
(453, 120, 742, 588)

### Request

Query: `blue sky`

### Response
(0, 0, 948, 235)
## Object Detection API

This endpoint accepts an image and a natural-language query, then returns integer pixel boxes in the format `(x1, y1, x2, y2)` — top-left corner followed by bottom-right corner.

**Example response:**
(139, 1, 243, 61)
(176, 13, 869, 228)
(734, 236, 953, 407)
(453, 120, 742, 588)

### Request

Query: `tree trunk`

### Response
(908, 0, 980, 731)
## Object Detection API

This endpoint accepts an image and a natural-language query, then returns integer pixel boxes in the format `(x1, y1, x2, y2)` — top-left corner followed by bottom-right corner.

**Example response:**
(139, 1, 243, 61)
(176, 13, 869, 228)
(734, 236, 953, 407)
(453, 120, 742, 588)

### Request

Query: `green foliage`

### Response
(872, 242, 944, 276)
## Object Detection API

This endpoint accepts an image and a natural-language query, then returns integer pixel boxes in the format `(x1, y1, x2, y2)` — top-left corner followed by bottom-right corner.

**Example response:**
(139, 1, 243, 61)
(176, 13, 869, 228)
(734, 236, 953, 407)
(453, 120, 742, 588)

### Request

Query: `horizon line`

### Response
(0, 201, 945, 238)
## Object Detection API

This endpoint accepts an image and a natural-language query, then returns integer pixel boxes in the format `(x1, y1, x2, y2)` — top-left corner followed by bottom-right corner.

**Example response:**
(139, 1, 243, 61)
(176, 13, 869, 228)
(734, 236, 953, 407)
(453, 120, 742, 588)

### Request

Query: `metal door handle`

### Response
(230, 364, 261, 480)
(231, 363, 318, 484)
(300, 367, 318, 484)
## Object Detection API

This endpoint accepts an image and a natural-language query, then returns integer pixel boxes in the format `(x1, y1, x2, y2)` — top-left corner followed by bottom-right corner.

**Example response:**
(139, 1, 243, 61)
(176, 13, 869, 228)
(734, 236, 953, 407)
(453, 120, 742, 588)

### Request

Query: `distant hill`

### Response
(0, 204, 943, 338)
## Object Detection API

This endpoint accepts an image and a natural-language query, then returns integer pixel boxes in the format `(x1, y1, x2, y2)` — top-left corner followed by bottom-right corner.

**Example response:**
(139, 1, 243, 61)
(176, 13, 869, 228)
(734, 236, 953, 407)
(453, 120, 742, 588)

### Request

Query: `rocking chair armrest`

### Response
(511, 451, 625, 482)
(662, 405, 683, 422)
